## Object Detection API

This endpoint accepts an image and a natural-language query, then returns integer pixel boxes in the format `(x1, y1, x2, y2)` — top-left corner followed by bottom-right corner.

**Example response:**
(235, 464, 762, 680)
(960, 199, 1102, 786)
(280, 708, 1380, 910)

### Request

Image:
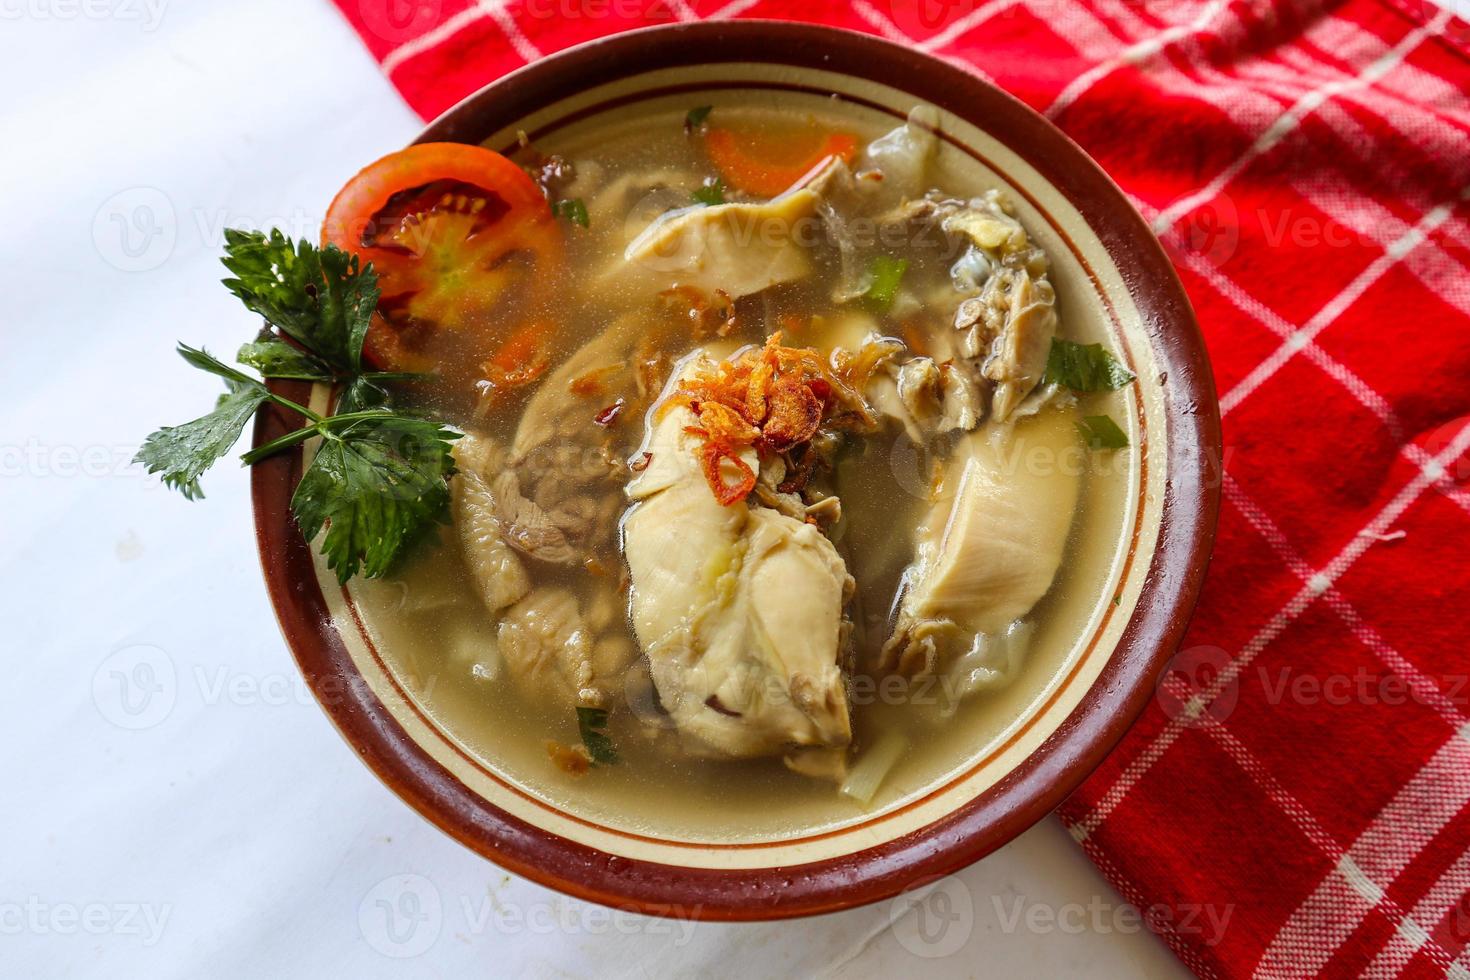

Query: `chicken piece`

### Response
(511, 312, 644, 461)
(881, 404, 1082, 678)
(856, 105, 939, 207)
(622, 188, 819, 299)
(497, 587, 633, 708)
(479, 313, 678, 568)
(622, 355, 854, 759)
(821, 312, 980, 441)
(893, 191, 1058, 424)
(941, 204, 1027, 255)
(585, 168, 692, 230)
(984, 271, 1057, 422)
(453, 434, 531, 613)
(784, 746, 850, 783)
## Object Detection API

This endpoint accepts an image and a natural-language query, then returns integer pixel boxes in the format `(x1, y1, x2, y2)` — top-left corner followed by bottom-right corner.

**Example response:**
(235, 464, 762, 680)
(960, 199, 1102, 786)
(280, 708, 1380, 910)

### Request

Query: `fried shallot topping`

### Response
(661, 333, 878, 506)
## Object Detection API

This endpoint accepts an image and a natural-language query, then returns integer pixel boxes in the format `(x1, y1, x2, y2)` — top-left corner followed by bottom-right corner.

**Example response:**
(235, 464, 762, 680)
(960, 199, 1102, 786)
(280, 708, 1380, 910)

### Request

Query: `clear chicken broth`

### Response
(348, 95, 1135, 840)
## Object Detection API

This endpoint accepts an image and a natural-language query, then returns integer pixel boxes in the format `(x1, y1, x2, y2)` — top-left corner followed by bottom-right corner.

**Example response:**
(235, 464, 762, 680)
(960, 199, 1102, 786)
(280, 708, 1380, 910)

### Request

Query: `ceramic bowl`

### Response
(252, 21, 1220, 920)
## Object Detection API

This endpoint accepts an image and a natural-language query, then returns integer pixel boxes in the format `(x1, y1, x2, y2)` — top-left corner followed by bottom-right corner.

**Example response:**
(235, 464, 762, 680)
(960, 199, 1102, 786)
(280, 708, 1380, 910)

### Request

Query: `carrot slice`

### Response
(704, 127, 858, 197)
(486, 318, 552, 374)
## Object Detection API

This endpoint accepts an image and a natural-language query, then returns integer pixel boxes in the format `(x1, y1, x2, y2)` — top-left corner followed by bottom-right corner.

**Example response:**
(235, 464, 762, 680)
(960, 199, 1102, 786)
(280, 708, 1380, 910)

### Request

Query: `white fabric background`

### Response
(0, 2, 1197, 976)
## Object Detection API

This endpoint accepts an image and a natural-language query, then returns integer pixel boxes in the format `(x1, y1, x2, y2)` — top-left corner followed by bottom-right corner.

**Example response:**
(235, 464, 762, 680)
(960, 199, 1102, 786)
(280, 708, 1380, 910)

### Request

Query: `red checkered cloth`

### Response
(330, 1, 1470, 975)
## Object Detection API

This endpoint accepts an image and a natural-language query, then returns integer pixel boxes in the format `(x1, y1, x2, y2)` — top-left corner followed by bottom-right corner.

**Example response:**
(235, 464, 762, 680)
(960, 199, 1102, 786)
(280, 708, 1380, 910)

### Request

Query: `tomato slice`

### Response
(704, 126, 858, 197)
(322, 143, 562, 375)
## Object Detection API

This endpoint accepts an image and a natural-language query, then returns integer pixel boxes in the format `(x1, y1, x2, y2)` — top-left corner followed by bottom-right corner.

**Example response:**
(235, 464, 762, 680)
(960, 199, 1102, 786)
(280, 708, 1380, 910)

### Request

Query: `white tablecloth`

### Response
(0, 2, 1191, 976)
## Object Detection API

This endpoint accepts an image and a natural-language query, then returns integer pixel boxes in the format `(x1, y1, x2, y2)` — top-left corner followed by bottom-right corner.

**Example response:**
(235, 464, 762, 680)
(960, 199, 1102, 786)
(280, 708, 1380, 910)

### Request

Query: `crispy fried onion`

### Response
(661, 333, 876, 505)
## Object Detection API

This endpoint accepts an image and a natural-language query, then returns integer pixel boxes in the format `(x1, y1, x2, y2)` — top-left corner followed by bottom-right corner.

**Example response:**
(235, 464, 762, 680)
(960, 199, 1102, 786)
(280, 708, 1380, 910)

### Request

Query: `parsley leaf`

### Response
(143, 230, 458, 583)
(236, 334, 333, 381)
(862, 256, 909, 311)
(133, 345, 271, 500)
(692, 178, 726, 207)
(1044, 339, 1135, 392)
(554, 198, 589, 228)
(336, 376, 391, 415)
(575, 706, 618, 765)
(291, 415, 460, 584)
(1078, 413, 1129, 449)
(221, 229, 379, 374)
(684, 104, 713, 132)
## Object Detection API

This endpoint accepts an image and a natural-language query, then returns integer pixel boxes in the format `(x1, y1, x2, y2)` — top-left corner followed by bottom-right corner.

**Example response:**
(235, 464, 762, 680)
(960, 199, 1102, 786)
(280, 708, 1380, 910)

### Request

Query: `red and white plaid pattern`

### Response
(329, 1, 1470, 975)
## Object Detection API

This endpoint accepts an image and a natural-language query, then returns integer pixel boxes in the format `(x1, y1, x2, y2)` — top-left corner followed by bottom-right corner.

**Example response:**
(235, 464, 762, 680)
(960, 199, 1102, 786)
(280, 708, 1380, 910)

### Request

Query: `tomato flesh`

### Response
(322, 143, 561, 375)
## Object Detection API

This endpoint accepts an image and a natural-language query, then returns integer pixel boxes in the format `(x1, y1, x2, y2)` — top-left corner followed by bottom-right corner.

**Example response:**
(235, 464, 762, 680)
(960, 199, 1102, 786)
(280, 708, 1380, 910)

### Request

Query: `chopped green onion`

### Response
(1078, 413, 1129, 449)
(576, 706, 618, 765)
(554, 198, 589, 228)
(1044, 339, 1135, 392)
(692, 179, 726, 207)
(839, 731, 907, 806)
(684, 104, 713, 132)
(862, 256, 909, 311)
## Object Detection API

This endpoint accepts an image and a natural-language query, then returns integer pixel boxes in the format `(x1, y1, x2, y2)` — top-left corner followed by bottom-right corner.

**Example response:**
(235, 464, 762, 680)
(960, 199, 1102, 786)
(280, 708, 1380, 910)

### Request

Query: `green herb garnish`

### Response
(222, 229, 377, 375)
(136, 232, 460, 584)
(862, 256, 909, 311)
(684, 104, 713, 133)
(134, 348, 271, 501)
(1044, 339, 1135, 392)
(692, 178, 726, 207)
(1078, 413, 1129, 450)
(576, 706, 618, 765)
(554, 198, 589, 228)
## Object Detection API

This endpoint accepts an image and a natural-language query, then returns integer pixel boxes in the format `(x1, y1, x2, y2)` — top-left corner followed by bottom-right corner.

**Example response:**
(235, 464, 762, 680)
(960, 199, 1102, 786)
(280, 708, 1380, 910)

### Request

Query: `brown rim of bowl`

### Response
(251, 21, 1221, 921)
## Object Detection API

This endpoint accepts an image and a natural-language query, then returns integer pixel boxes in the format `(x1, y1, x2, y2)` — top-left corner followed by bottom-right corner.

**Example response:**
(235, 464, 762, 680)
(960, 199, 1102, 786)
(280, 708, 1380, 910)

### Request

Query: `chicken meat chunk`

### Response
(622, 188, 819, 299)
(453, 434, 531, 613)
(881, 404, 1082, 678)
(497, 586, 634, 708)
(622, 353, 854, 759)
